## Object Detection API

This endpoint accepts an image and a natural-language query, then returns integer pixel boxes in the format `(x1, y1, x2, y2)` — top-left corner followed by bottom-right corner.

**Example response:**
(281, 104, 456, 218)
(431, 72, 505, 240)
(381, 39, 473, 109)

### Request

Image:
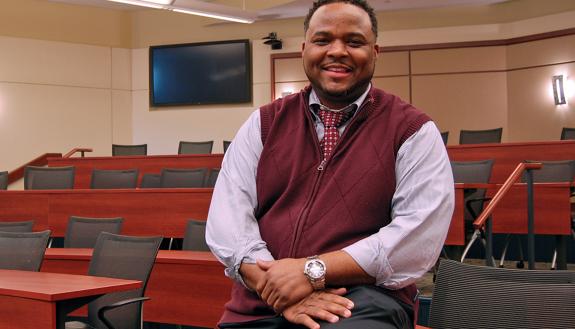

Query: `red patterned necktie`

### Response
(318, 107, 353, 160)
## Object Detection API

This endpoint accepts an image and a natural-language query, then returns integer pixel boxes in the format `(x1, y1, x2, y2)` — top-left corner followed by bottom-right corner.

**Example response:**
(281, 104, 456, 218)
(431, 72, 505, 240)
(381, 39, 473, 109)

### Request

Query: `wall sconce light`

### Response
(553, 75, 567, 105)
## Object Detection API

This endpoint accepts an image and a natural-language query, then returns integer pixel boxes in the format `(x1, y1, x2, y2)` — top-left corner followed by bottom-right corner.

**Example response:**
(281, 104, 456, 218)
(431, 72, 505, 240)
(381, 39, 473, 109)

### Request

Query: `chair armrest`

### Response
(97, 296, 150, 329)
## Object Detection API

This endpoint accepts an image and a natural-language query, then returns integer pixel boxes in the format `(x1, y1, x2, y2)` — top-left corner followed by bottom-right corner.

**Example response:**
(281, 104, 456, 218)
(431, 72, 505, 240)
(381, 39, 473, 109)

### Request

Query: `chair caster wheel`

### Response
(516, 261, 524, 269)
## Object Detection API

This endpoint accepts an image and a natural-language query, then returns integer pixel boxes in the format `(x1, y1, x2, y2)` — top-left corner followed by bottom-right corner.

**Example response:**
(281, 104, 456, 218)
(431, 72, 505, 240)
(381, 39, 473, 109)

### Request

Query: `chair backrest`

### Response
(0, 230, 51, 271)
(24, 166, 75, 190)
(64, 216, 124, 248)
(560, 127, 575, 140)
(87, 232, 162, 329)
(160, 168, 208, 188)
(112, 144, 147, 156)
(204, 168, 220, 187)
(223, 140, 231, 153)
(0, 171, 8, 190)
(90, 168, 139, 189)
(182, 219, 210, 251)
(459, 127, 502, 145)
(440, 131, 449, 145)
(522, 160, 575, 183)
(0, 220, 34, 232)
(178, 141, 213, 155)
(428, 259, 575, 329)
(140, 173, 161, 188)
(451, 159, 494, 222)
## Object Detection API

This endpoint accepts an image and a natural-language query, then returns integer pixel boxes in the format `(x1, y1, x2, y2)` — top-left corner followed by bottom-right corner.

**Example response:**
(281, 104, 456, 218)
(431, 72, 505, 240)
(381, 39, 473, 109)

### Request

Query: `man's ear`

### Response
(301, 41, 306, 53)
(374, 44, 380, 58)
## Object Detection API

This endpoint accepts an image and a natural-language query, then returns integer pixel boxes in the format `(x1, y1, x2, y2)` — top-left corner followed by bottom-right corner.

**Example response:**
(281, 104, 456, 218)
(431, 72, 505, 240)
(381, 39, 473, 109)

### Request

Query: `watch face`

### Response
(306, 260, 325, 279)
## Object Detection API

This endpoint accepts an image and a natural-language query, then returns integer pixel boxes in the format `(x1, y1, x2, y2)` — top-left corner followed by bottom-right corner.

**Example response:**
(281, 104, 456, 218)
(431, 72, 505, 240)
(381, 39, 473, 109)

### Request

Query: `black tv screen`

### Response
(150, 39, 252, 107)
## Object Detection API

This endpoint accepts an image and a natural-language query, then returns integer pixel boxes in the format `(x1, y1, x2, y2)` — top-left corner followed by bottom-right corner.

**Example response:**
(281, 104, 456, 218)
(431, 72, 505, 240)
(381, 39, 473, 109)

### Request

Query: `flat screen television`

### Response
(149, 39, 252, 107)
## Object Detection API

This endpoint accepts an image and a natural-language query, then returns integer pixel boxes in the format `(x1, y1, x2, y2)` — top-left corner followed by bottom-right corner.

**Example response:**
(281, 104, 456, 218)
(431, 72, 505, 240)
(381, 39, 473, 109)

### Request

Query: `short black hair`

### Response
(304, 0, 378, 38)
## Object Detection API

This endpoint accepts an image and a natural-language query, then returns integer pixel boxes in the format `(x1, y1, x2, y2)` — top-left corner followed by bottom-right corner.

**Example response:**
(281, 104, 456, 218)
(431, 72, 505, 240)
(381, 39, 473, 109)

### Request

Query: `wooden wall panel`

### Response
(374, 51, 410, 76)
(507, 34, 575, 70)
(411, 46, 506, 74)
(372, 77, 410, 102)
(507, 63, 575, 142)
(412, 72, 508, 144)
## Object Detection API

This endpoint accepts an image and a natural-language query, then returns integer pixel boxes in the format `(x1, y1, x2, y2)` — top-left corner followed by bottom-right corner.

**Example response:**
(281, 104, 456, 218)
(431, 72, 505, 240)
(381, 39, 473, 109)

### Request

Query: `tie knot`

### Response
(318, 108, 352, 128)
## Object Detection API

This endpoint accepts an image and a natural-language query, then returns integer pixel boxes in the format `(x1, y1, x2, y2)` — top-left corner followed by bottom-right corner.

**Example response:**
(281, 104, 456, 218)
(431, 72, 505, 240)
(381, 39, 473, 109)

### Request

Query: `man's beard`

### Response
(310, 75, 372, 106)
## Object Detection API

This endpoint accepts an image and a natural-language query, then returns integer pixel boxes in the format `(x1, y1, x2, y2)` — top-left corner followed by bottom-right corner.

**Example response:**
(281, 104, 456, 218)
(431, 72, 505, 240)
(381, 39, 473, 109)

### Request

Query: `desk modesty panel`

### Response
(447, 140, 575, 183)
(0, 189, 212, 237)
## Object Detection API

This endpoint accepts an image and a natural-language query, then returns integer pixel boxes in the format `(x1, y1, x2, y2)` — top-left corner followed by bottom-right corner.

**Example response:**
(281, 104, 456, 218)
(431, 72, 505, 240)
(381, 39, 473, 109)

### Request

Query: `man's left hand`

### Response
(256, 258, 313, 313)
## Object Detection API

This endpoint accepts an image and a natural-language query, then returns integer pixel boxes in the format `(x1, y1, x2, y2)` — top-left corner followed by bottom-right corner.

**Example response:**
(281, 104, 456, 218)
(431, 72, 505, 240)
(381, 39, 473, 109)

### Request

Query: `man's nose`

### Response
(327, 40, 348, 57)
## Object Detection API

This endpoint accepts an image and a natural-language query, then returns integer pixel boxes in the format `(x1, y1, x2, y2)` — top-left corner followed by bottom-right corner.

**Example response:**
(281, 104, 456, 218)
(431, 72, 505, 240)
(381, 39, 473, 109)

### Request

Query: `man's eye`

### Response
(313, 39, 329, 45)
(348, 40, 365, 47)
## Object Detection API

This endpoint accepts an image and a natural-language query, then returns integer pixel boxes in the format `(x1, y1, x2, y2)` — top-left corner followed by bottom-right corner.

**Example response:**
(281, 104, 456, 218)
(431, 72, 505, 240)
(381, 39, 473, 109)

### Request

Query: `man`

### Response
(206, 0, 454, 328)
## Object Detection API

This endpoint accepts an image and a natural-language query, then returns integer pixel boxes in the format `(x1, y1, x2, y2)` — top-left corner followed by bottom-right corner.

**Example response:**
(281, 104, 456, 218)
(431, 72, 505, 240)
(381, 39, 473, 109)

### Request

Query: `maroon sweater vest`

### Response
(220, 86, 431, 324)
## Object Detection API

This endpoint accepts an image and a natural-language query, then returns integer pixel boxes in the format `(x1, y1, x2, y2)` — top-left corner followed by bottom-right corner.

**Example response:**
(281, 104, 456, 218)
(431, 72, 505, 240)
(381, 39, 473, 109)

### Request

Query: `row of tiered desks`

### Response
(448, 141, 574, 270)
(1, 154, 228, 327)
(1, 141, 574, 326)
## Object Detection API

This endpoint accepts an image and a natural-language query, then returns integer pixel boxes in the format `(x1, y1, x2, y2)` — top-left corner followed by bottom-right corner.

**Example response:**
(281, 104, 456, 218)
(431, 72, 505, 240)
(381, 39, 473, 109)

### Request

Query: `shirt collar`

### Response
(308, 83, 371, 115)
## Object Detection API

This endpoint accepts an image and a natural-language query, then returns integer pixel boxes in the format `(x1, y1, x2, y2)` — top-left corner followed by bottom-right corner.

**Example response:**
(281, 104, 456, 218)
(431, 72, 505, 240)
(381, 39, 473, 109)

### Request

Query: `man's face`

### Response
(302, 2, 379, 108)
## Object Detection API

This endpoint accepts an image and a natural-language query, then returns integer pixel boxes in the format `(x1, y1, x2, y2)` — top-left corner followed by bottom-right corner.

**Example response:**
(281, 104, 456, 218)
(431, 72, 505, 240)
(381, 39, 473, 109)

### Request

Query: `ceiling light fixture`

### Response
(171, 8, 254, 24)
(105, 0, 255, 24)
(143, 0, 173, 4)
(108, 0, 165, 9)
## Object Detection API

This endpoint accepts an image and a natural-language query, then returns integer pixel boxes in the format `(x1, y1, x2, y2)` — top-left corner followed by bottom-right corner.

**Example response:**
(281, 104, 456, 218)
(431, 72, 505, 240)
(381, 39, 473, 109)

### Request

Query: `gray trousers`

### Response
(219, 285, 414, 329)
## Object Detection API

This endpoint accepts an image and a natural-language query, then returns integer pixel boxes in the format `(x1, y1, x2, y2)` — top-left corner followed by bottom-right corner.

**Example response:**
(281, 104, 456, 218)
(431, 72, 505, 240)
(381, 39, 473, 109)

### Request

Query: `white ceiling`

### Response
(49, 0, 509, 21)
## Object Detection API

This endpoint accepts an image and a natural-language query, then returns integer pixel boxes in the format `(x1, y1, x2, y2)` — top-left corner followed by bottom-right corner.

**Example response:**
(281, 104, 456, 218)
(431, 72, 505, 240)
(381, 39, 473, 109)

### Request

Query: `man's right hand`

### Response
(283, 288, 354, 329)
(239, 263, 266, 291)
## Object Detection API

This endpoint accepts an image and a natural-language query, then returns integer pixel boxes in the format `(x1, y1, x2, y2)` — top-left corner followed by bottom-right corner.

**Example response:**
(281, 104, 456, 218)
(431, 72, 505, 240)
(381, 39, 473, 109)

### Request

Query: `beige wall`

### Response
(0, 36, 132, 182)
(1, 0, 575, 179)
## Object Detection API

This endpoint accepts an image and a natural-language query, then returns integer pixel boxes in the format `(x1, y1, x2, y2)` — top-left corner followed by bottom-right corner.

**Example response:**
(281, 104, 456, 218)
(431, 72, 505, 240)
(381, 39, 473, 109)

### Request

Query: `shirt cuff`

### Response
(227, 248, 275, 290)
(342, 237, 393, 286)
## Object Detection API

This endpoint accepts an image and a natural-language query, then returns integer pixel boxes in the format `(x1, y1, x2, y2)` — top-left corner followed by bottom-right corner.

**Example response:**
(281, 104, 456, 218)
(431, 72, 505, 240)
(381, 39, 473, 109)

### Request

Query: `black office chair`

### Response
(112, 144, 147, 156)
(560, 127, 575, 140)
(426, 259, 575, 329)
(178, 141, 213, 155)
(24, 166, 75, 190)
(0, 220, 34, 232)
(459, 128, 502, 145)
(0, 230, 51, 271)
(450, 160, 494, 262)
(0, 171, 8, 190)
(204, 168, 220, 187)
(160, 168, 208, 188)
(90, 169, 139, 189)
(499, 159, 575, 268)
(64, 216, 124, 248)
(182, 219, 210, 251)
(139, 173, 161, 188)
(65, 232, 162, 329)
(223, 140, 231, 153)
(440, 131, 449, 145)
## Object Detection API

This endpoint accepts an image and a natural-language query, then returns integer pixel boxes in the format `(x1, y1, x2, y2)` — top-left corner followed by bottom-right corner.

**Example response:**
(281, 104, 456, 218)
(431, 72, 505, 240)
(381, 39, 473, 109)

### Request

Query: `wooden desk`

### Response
(42, 249, 232, 327)
(0, 269, 140, 329)
(447, 140, 575, 183)
(0, 189, 212, 237)
(489, 183, 572, 235)
(48, 154, 224, 189)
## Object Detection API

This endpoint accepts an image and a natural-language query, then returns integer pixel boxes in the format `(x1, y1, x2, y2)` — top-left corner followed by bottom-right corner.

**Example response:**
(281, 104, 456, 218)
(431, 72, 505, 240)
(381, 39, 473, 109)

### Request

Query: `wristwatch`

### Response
(304, 255, 326, 290)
